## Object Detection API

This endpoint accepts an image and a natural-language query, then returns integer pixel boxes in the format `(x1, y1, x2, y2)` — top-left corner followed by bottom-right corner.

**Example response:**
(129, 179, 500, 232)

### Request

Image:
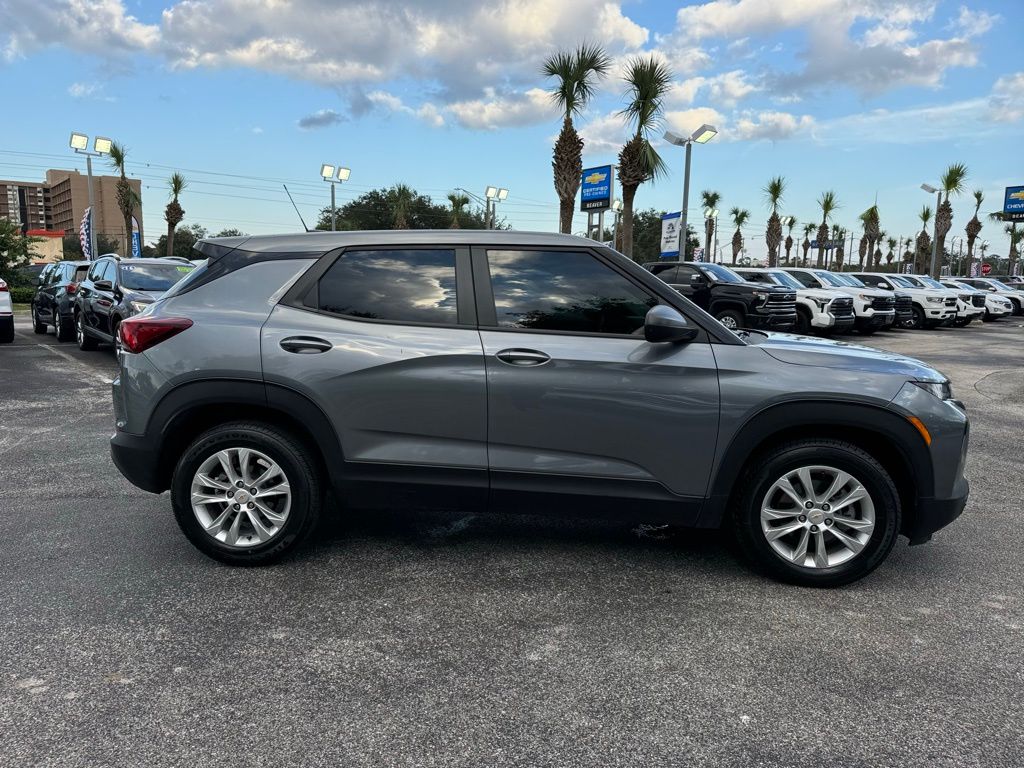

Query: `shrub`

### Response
(10, 287, 35, 304)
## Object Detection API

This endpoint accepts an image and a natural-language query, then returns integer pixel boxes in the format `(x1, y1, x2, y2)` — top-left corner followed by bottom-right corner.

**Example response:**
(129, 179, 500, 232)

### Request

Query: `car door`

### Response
(35, 265, 55, 320)
(472, 246, 720, 524)
(78, 260, 105, 333)
(91, 260, 117, 337)
(260, 244, 488, 509)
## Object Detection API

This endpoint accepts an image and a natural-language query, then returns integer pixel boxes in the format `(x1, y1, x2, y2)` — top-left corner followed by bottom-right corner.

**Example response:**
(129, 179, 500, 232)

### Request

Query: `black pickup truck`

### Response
(644, 260, 797, 331)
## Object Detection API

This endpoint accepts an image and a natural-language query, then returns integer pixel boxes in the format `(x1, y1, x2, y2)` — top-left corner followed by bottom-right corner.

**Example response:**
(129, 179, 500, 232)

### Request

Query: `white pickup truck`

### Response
(734, 267, 855, 335)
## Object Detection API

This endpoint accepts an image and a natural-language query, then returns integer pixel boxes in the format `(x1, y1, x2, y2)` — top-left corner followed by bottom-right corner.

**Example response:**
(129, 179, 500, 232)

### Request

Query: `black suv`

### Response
(645, 261, 796, 331)
(74, 255, 194, 352)
(31, 260, 90, 341)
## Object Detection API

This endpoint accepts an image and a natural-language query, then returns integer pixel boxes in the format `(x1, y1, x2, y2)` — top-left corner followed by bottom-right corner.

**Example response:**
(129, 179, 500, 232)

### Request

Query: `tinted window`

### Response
(73, 265, 89, 282)
(38, 265, 55, 285)
(788, 270, 817, 288)
(487, 249, 657, 335)
(119, 263, 194, 291)
(676, 265, 698, 281)
(700, 263, 744, 283)
(318, 249, 458, 324)
(87, 261, 104, 281)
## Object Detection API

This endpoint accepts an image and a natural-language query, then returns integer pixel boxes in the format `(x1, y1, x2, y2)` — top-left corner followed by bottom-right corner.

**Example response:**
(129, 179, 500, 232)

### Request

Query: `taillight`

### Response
(0, 279, 8, 292)
(118, 316, 192, 354)
(66, 282, 78, 294)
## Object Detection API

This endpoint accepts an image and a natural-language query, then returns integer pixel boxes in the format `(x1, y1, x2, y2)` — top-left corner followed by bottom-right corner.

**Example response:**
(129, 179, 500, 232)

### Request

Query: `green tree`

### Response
(933, 163, 968, 277)
(107, 142, 141, 258)
(815, 191, 839, 268)
(783, 217, 796, 265)
(164, 172, 187, 258)
(729, 207, 750, 265)
(150, 222, 208, 260)
(542, 44, 611, 234)
(0, 218, 40, 282)
(964, 190, 984, 278)
(212, 228, 246, 238)
(700, 190, 722, 262)
(316, 186, 491, 231)
(762, 176, 785, 267)
(617, 55, 672, 259)
(61, 233, 121, 261)
(801, 222, 814, 265)
(446, 192, 470, 229)
(915, 206, 933, 273)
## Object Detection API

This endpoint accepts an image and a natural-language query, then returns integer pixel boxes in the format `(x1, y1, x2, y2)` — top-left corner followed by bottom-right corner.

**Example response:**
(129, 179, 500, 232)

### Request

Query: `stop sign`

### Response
(981, 263, 992, 275)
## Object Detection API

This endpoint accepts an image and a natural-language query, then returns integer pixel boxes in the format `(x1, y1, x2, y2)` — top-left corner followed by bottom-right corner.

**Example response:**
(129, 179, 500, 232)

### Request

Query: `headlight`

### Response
(912, 380, 953, 401)
(857, 293, 875, 302)
(129, 300, 151, 314)
(926, 296, 944, 303)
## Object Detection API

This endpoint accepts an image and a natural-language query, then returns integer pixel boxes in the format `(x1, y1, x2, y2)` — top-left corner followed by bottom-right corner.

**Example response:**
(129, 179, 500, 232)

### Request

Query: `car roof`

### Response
(200, 229, 595, 254)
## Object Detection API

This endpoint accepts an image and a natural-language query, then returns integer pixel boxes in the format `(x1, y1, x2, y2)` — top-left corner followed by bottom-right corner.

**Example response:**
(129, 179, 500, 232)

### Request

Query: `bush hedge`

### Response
(9, 287, 35, 304)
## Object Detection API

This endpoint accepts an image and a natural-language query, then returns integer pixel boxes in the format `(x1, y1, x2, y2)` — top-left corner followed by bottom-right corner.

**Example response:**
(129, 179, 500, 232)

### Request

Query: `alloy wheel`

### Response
(190, 447, 292, 548)
(760, 465, 875, 568)
(718, 315, 739, 330)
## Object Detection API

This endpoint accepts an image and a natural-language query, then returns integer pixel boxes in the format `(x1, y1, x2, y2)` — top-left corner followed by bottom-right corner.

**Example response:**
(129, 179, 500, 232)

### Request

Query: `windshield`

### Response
(889, 275, 913, 288)
(119, 262, 195, 292)
(918, 276, 946, 289)
(766, 270, 803, 289)
(838, 273, 867, 287)
(700, 262, 744, 283)
(811, 270, 847, 287)
(901, 275, 927, 288)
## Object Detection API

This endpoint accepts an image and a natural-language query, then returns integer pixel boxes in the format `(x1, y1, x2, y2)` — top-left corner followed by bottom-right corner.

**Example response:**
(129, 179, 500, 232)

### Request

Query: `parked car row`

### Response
(643, 260, 1023, 335)
(29, 255, 195, 352)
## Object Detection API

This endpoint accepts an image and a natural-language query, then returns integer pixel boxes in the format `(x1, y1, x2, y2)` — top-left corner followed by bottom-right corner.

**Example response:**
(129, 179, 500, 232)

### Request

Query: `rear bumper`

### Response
(907, 478, 969, 545)
(111, 430, 166, 493)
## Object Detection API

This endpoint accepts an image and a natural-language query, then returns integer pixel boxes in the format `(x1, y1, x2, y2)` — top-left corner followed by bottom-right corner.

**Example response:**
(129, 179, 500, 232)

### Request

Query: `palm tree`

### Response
(815, 191, 839, 267)
(933, 163, 968, 277)
(729, 207, 749, 265)
(964, 190, 984, 278)
(801, 223, 814, 265)
(700, 190, 722, 262)
(389, 184, 414, 229)
(763, 176, 785, 267)
(873, 229, 885, 268)
(915, 206, 933, 274)
(783, 217, 796, 265)
(1006, 223, 1021, 276)
(543, 45, 612, 234)
(863, 205, 880, 268)
(447, 192, 470, 229)
(164, 172, 187, 258)
(617, 55, 672, 260)
(886, 237, 897, 265)
(832, 225, 847, 270)
(107, 142, 140, 257)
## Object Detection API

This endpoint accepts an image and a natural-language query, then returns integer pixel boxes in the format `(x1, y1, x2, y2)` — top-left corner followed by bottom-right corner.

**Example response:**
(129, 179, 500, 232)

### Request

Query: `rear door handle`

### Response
(495, 348, 551, 367)
(280, 336, 332, 354)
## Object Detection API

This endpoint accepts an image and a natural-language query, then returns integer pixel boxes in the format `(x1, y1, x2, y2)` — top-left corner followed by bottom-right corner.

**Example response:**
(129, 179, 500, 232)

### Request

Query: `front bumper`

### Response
(748, 311, 797, 330)
(907, 477, 969, 545)
(856, 310, 895, 330)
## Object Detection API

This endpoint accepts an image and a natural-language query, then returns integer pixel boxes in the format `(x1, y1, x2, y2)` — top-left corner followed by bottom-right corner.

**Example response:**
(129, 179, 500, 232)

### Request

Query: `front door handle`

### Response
(495, 348, 551, 367)
(280, 336, 332, 354)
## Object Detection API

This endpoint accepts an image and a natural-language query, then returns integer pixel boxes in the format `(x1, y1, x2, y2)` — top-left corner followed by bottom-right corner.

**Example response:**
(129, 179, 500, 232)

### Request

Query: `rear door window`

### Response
(485, 249, 657, 335)
(318, 248, 459, 325)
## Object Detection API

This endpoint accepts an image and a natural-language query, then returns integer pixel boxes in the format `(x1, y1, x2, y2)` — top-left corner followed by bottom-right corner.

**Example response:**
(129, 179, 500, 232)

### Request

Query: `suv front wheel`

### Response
(171, 422, 323, 565)
(732, 439, 900, 587)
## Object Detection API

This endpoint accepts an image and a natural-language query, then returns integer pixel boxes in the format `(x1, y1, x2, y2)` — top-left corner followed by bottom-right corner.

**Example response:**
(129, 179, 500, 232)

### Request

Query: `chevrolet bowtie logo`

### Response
(584, 171, 607, 184)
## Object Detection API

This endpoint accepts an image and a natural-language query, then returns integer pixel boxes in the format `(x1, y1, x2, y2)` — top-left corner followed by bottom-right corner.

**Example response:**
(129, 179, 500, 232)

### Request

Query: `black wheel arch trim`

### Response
(698, 399, 933, 528)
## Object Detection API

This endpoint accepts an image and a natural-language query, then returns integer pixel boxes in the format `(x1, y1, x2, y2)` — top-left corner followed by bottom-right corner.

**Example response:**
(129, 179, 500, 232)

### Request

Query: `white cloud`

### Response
(578, 111, 629, 154)
(950, 5, 998, 38)
(68, 82, 97, 98)
(368, 90, 446, 127)
(447, 87, 553, 130)
(664, 107, 728, 137)
(668, 70, 758, 107)
(730, 110, 814, 141)
(2, 0, 158, 61)
(988, 72, 1024, 123)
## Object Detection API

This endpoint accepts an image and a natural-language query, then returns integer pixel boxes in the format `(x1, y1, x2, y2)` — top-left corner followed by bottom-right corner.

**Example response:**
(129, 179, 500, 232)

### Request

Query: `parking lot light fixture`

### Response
(321, 164, 350, 231)
(921, 182, 942, 278)
(663, 125, 718, 259)
(484, 186, 507, 229)
(497, 188, 509, 201)
(68, 131, 107, 260)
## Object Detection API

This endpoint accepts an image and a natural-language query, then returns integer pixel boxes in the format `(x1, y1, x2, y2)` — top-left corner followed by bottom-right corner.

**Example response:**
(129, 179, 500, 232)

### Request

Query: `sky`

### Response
(1, 0, 1021, 257)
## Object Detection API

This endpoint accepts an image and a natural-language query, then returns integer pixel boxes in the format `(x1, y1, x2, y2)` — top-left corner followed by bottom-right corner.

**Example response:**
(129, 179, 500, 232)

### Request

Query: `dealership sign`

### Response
(131, 216, 142, 258)
(1003, 186, 1024, 222)
(660, 211, 680, 258)
(580, 165, 614, 212)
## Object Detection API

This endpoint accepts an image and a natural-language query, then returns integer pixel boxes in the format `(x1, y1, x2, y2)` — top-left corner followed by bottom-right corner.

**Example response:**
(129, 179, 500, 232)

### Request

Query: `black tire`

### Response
(714, 309, 745, 331)
(55, 310, 74, 342)
(32, 304, 47, 334)
(732, 439, 901, 587)
(0, 315, 13, 344)
(75, 312, 98, 351)
(171, 422, 323, 566)
(908, 305, 925, 330)
(1011, 299, 1022, 316)
(953, 316, 970, 327)
(111, 318, 122, 356)
(794, 307, 812, 334)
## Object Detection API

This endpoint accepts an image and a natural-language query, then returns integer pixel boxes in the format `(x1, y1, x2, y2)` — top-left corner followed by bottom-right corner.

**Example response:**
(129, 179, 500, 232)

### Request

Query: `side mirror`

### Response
(94, 280, 113, 292)
(644, 305, 699, 344)
(690, 274, 707, 287)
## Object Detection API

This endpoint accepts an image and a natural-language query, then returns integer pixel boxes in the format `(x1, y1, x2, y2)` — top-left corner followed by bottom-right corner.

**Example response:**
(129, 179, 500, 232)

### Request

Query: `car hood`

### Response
(751, 331, 943, 380)
(832, 285, 889, 298)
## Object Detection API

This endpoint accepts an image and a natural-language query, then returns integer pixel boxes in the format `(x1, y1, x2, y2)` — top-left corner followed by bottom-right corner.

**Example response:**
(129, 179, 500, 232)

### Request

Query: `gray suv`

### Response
(110, 231, 969, 586)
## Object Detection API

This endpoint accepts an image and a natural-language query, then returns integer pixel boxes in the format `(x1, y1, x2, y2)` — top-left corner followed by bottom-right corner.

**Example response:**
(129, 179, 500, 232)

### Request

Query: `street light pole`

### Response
(484, 186, 508, 230)
(320, 164, 351, 231)
(921, 183, 941, 278)
(70, 133, 111, 261)
(664, 124, 717, 260)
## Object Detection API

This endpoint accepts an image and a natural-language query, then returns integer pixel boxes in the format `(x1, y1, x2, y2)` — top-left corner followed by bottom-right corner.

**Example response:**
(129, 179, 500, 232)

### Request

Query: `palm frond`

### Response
(762, 176, 785, 213)
(701, 190, 722, 211)
(168, 172, 187, 200)
(919, 205, 932, 225)
(939, 163, 968, 197)
(618, 55, 673, 135)
(107, 142, 127, 175)
(817, 190, 839, 219)
(542, 44, 610, 118)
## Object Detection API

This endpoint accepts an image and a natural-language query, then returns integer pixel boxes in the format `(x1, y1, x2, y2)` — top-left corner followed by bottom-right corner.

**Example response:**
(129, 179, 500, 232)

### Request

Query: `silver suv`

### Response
(110, 231, 969, 587)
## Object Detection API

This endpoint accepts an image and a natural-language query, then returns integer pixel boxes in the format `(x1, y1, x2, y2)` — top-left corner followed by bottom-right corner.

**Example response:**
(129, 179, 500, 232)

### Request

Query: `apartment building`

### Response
(0, 179, 51, 231)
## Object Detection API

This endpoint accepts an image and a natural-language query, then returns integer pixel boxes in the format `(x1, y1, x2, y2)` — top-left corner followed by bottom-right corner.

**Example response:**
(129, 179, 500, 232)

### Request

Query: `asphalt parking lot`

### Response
(2, 313, 1022, 768)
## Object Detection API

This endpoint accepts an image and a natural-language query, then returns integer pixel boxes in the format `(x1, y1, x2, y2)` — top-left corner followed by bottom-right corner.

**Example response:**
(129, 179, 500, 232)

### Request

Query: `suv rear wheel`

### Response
(54, 309, 74, 342)
(171, 422, 323, 565)
(732, 439, 900, 587)
(32, 304, 47, 334)
(75, 312, 98, 351)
